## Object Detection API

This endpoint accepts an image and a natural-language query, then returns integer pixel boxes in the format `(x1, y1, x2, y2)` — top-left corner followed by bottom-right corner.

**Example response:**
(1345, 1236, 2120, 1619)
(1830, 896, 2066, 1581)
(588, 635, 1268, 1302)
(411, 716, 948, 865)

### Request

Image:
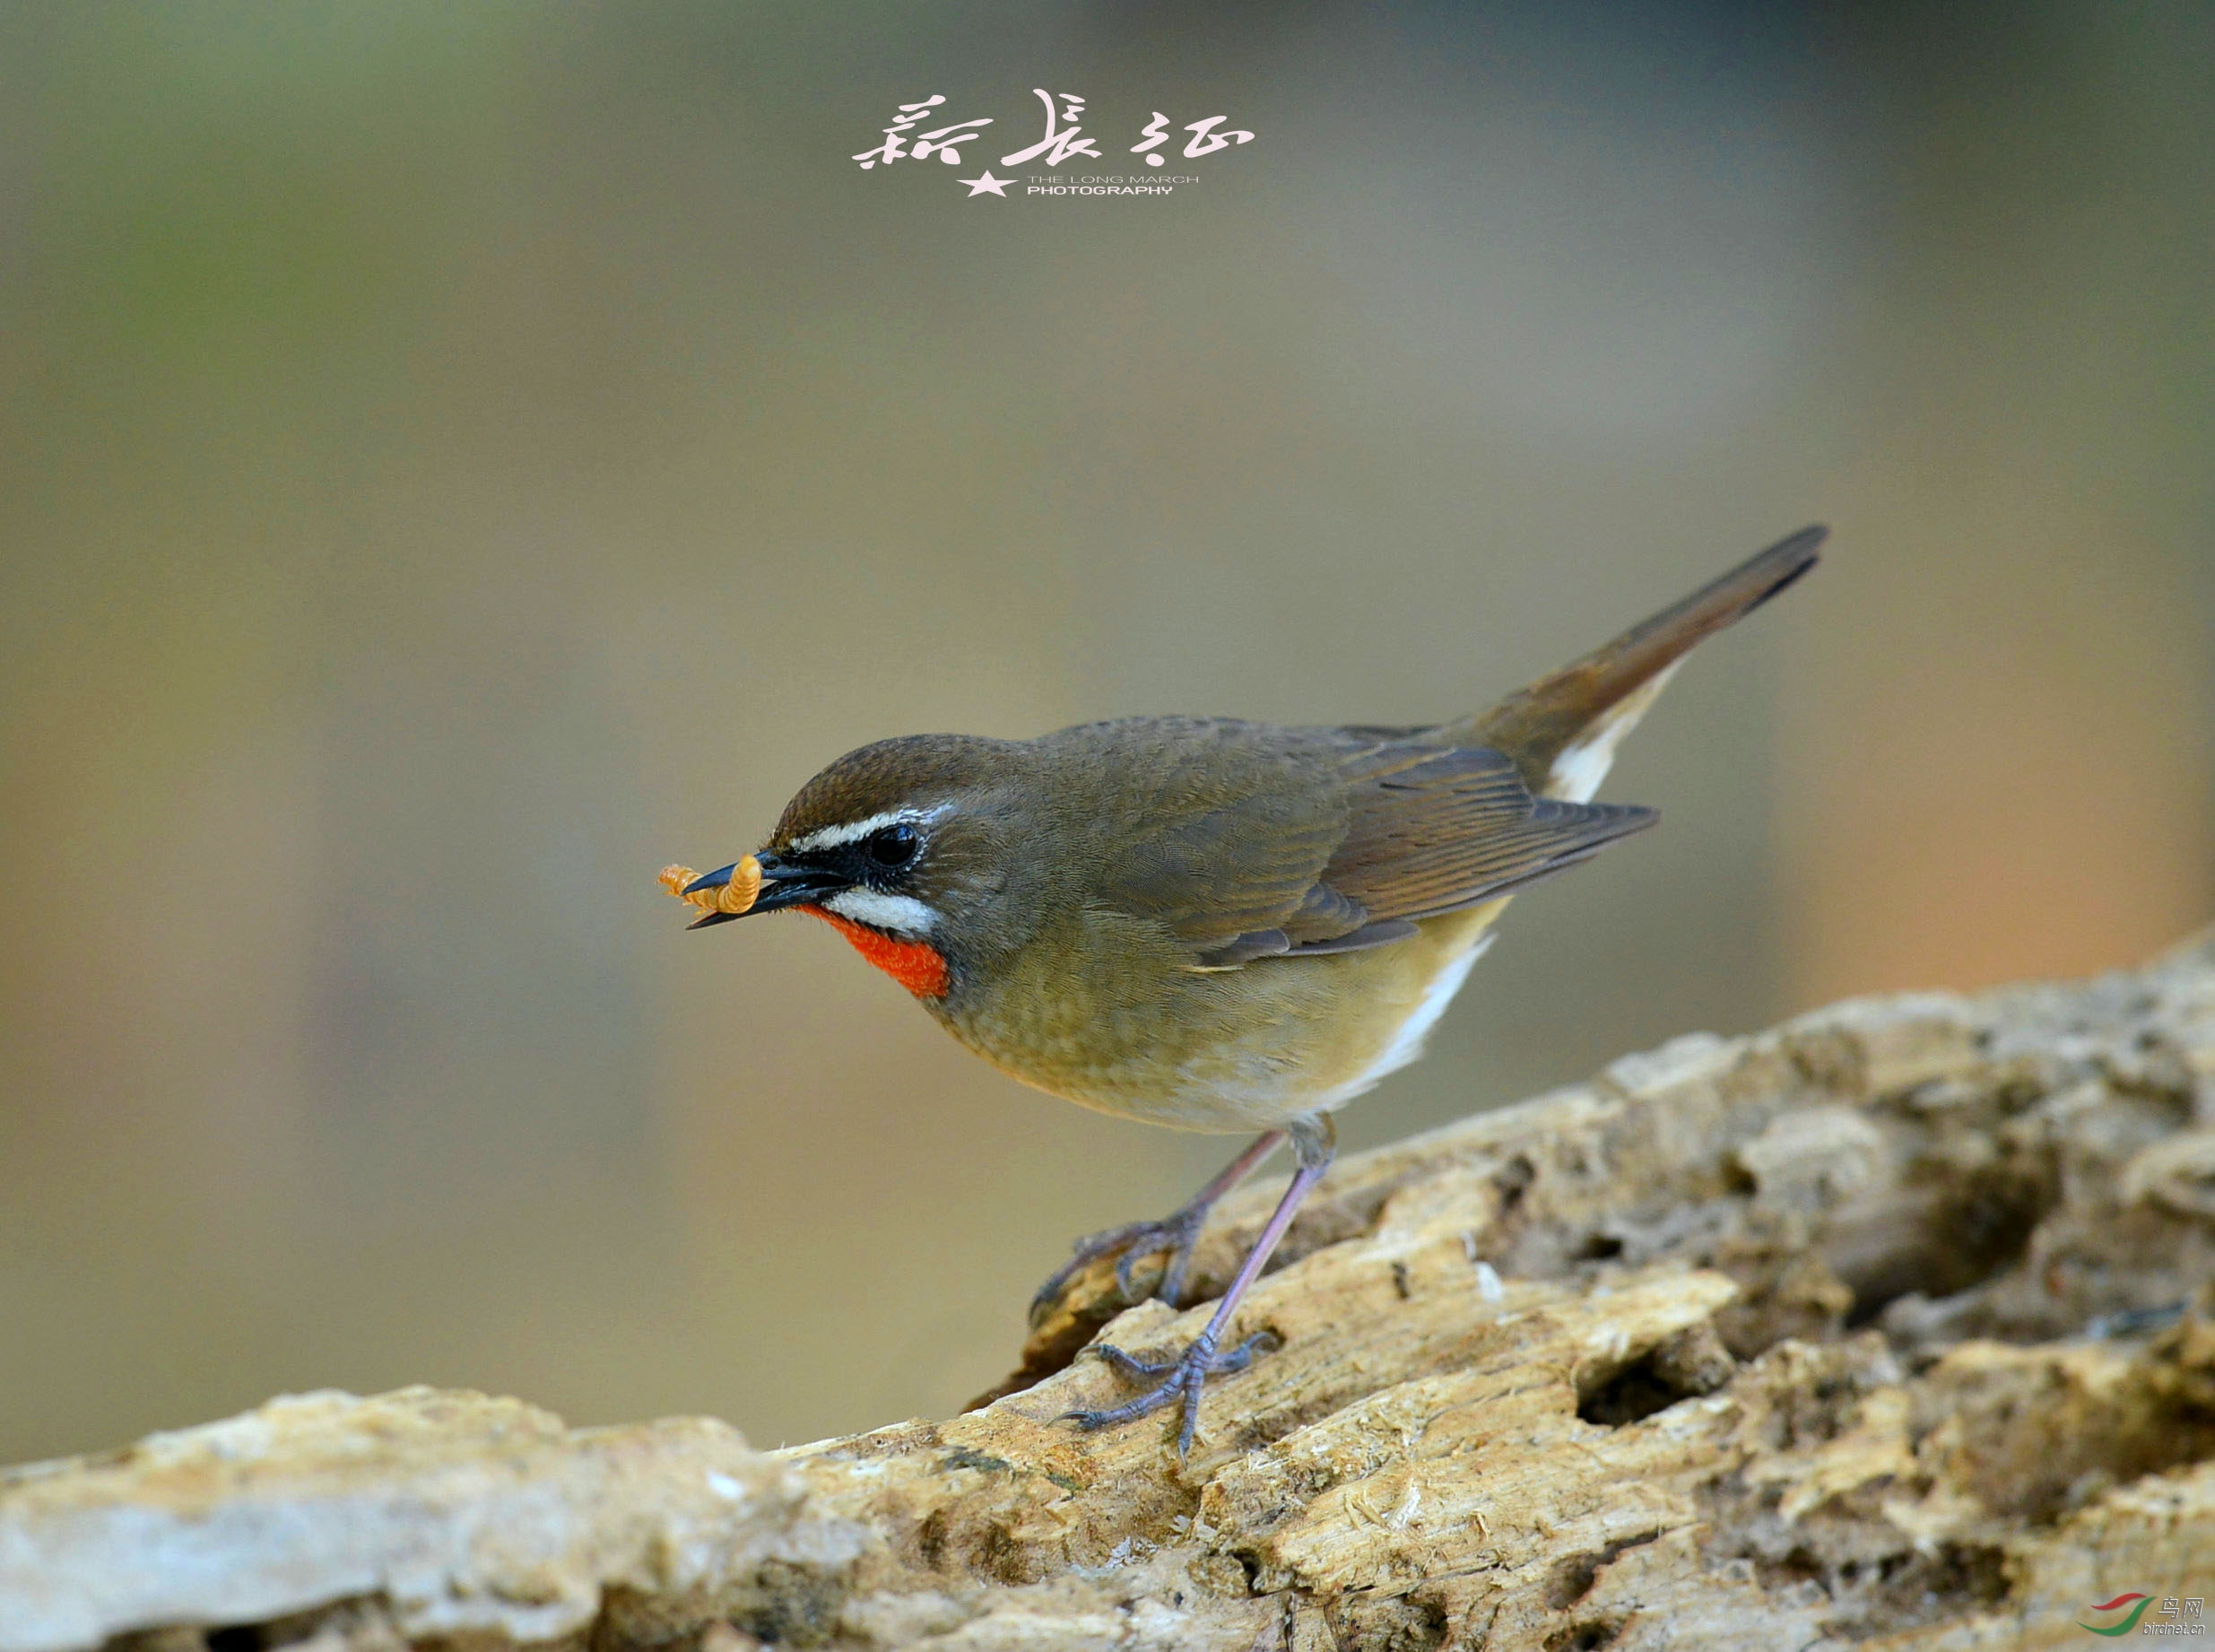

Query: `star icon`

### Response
(958, 170, 1012, 197)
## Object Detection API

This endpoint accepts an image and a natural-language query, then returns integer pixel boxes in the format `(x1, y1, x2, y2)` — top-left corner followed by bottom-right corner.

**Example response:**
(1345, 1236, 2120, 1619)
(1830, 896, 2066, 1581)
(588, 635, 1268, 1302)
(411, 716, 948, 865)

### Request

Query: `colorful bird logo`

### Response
(2079, 1593, 2154, 1636)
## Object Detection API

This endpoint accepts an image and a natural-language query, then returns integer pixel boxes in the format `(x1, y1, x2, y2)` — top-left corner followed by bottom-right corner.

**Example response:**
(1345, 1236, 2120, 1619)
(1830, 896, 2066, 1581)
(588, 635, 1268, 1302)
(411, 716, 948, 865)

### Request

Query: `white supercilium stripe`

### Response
(821, 887, 938, 935)
(786, 804, 950, 856)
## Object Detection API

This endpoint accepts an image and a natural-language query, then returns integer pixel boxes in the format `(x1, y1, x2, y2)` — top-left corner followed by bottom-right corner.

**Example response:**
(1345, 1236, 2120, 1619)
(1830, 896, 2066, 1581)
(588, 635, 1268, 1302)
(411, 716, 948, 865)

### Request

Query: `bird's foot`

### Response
(1060, 1329, 1279, 1456)
(1029, 1207, 1210, 1322)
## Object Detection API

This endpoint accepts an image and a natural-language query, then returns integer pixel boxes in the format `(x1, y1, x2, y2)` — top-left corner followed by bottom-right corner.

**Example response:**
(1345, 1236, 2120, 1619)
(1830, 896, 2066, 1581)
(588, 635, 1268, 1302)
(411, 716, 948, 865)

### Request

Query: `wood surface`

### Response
(6, 930, 2213, 1650)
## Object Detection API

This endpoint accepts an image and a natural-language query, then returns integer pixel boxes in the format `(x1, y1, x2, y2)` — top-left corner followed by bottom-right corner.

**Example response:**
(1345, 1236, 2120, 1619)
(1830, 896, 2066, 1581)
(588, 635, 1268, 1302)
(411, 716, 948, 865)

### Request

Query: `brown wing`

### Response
(1316, 742, 1653, 928)
(1079, 718, 1650, 969)
(1076, 717, 1355, 959)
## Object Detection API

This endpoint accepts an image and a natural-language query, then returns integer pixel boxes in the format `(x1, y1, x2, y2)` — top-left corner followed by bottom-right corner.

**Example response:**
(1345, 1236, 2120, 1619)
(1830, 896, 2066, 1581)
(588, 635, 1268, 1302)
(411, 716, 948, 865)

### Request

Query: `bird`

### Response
(664, 526, 1823, 1454)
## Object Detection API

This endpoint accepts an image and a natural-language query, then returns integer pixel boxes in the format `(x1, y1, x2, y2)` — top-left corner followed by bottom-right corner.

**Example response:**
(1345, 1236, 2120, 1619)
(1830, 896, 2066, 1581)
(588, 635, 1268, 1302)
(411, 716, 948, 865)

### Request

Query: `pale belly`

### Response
(934, 900, 1509, 1133)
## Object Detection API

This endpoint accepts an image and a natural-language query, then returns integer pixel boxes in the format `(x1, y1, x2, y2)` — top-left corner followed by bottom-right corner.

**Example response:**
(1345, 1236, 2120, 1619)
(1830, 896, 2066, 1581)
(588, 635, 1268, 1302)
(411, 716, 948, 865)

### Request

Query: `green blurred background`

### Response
(2, 3, 2210, 1463)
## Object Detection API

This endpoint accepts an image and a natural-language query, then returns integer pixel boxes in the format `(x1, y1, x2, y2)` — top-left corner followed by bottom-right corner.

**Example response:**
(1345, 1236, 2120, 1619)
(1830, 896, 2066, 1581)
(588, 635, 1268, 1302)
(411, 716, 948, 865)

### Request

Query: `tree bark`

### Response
(6, 932, 2214, 1652)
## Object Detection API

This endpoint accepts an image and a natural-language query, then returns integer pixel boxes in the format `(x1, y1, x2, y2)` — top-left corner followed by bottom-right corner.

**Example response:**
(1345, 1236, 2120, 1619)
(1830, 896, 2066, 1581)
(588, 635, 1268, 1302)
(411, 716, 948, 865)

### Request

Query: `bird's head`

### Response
(668, 734, 1039, 999)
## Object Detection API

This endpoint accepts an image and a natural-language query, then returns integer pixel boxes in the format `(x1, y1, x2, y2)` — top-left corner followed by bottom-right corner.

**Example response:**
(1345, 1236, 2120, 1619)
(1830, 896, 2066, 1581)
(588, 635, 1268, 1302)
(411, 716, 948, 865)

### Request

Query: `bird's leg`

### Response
(1064, 1115, 1333, 1456)
(1030, 1129, 1285, 1319)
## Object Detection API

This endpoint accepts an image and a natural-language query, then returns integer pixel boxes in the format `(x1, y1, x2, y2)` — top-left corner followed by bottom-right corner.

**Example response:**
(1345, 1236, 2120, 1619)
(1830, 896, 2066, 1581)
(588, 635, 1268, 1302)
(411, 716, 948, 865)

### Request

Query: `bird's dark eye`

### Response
(866, 823, 922, 870)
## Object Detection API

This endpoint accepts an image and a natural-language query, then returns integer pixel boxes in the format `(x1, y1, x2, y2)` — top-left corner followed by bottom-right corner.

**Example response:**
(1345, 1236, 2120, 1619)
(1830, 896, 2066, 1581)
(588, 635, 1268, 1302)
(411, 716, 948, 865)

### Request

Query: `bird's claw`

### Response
(1029, 1208, 1209, 1323)
(1060, 1329, 1279, 1456)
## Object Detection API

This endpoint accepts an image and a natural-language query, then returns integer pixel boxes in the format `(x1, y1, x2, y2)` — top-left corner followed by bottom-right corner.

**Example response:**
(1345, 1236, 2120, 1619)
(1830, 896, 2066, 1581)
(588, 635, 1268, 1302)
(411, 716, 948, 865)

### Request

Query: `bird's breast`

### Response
(929, 900, 1507, 1132)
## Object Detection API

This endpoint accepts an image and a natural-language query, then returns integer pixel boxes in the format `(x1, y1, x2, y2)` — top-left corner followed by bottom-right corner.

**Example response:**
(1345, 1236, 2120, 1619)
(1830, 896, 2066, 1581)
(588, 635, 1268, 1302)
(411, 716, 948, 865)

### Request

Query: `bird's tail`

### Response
(1446, 525, 1825, 800)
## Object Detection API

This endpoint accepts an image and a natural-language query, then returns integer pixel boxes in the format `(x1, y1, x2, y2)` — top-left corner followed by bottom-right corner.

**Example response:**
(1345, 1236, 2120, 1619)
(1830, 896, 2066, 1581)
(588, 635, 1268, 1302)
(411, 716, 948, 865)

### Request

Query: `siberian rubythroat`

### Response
(665, 526, 1822, 1453)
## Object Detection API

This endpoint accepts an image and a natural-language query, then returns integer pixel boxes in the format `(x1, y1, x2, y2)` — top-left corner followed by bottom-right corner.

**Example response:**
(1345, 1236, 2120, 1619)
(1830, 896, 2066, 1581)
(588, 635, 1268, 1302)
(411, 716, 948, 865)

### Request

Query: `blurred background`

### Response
(2, 2, 2210, 1464)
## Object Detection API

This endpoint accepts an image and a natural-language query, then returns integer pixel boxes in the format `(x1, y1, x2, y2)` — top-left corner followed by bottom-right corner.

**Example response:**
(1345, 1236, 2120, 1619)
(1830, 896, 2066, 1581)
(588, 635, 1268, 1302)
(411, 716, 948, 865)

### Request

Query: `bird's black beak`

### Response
(682, 853, 847, 928)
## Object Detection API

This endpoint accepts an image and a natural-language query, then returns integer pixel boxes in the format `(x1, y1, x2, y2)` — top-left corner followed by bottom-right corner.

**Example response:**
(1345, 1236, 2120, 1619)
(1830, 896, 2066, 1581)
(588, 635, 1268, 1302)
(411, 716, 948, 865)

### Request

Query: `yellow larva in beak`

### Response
(660, 855, 763, 926)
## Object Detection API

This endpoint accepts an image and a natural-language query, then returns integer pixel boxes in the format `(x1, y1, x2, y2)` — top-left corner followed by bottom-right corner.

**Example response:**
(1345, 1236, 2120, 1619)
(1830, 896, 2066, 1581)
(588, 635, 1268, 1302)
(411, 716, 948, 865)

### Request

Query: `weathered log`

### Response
(5, 932, 2213, 1651)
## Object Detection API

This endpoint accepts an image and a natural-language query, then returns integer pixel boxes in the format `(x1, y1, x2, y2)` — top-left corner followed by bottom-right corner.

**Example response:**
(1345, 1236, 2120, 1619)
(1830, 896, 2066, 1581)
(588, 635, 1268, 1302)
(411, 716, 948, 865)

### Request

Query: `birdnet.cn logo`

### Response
(2079, 1593, 2206, 1637)
(851, 89, 1254, 198)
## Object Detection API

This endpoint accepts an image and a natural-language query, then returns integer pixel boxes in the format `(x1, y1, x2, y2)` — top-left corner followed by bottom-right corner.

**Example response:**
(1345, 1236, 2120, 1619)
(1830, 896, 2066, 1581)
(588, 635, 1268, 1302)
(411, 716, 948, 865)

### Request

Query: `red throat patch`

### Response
(803, 907, 951, 998)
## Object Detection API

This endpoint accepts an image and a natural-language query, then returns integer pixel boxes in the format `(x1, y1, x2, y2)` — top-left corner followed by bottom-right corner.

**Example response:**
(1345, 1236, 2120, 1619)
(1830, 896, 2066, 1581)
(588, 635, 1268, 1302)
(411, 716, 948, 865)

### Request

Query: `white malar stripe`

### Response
(1324, 933, 1496, 1108)
(1546, 659, 1683, 803)
(786, 804, 950, 856)
(821, 887, 938, 936)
